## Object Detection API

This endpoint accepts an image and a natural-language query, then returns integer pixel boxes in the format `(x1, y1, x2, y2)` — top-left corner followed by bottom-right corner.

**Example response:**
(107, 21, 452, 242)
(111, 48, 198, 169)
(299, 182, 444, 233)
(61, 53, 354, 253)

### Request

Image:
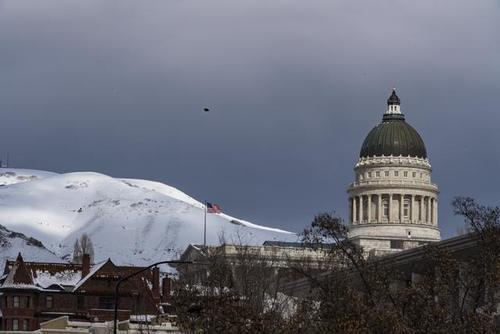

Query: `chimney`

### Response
(81, 253, 90, 279)
(152, 267, 160, 296)
(161, 277, 171, 302)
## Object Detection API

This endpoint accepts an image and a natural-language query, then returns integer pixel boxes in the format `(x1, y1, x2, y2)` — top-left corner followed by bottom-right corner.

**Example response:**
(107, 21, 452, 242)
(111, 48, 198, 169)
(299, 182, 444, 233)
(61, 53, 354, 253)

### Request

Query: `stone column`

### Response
(353, 197, 357, 223)
(359, 196, 364, 223)
(367, 195, 372, 223)
(411, 195, 415, 223)
(350, 198, 355, 224)
(426, 197, 430, 224)
(388, 194, 393, 223)
(419, 197, 423, 223)
(377, 194, 382, 222)
(434, 198, 438, 226)
(399, 194, 404, 223)
(430, 198, 434, 224)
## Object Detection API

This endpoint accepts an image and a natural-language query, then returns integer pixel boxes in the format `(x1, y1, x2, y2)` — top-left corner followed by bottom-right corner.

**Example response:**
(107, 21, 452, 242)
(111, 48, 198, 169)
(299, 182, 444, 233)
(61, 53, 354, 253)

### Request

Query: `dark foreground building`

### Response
(0, 253, 170, 331)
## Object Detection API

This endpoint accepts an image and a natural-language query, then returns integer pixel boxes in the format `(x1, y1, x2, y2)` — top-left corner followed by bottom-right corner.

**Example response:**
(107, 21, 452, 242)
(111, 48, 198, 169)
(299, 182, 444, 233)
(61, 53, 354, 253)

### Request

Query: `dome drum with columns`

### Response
(347, 90, 441, 255)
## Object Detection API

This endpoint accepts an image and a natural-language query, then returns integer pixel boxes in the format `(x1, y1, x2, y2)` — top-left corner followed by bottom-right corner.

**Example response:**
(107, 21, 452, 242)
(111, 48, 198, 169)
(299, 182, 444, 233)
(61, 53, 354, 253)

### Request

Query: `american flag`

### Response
(206, 202, 222, 214)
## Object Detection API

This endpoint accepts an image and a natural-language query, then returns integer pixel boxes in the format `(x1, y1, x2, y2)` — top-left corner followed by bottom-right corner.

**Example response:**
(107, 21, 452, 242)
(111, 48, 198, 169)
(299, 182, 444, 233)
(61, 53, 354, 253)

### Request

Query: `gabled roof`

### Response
(3, 253, 34, 286)
(72, 259, 109, 292)
(1, 254, 84, 291)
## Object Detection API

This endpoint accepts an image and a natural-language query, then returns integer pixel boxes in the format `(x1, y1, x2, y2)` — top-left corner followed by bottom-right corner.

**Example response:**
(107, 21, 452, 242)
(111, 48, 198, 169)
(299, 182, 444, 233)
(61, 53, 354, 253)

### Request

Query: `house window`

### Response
(24, 296, 30, 308)
(77, 296, 85, 309)
(13, 296, 20, 308)
(394, 171, 399, 177)
(99, 296, 115, 310)
(46, 296, 53, 309)
(384, 171, 389, 177)
(22, 319, 29, 331)
(390, 240, 404, 249)
(12, 319, 19, 331)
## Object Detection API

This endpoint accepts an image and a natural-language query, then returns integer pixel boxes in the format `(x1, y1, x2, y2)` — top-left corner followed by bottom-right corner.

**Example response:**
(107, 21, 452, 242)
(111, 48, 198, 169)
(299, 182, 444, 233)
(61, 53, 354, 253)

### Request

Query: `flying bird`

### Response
(203, 107, 210, 112)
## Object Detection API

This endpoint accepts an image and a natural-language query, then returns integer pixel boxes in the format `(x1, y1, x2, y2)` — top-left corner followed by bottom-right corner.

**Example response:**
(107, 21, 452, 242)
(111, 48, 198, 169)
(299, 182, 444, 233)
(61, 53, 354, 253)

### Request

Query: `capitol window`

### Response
(403, 199, 410, 217)
(382, 199, 389, 217)
(368, 172, 372, 178)
(385, 171, 389, 177)
(394, 171, 399, 177)
(376, 171, 380, 177)
(412, 172, 416, 177)
(404, 171, 408, 177)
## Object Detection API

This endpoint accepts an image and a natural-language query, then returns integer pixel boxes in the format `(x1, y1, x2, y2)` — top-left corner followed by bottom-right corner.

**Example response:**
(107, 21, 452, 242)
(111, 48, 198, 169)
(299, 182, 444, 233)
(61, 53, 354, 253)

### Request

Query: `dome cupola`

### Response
(359, 89, 427, 159)
(387, 89, 400, 106)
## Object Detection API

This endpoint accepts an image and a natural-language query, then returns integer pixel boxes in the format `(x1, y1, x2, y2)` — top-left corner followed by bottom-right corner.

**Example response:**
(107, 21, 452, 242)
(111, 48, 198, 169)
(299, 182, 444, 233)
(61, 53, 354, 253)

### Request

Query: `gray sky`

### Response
(1, 0, 499, 238)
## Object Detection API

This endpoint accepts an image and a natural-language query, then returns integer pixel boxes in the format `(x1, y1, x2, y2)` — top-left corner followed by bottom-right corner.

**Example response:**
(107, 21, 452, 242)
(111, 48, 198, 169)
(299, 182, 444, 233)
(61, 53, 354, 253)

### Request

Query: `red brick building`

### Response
(0, 253, 170, 331)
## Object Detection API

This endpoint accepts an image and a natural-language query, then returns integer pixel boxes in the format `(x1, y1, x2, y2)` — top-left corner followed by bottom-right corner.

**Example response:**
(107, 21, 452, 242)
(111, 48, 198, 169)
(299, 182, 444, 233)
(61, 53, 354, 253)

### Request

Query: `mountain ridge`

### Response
(0, 168, 296, 267)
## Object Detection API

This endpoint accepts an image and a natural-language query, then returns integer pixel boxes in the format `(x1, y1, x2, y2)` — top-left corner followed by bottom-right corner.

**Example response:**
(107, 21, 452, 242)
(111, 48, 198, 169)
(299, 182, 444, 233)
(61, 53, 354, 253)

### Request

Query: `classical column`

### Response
(350, 198, 355, 224)
(388, 194, 393, 223)
(359, 196, 364, 223)
(399, 194, 404, 223)
(353, 197, 358, 223)
(430, 198, 434, 224)
(426, 197, 430, 224)
(367, 195, 372, 223)
(419, 197, 423, 223)
(434, 198, 438, 226)
(378, 194, 382, 222)
(411, 195, 415, 223)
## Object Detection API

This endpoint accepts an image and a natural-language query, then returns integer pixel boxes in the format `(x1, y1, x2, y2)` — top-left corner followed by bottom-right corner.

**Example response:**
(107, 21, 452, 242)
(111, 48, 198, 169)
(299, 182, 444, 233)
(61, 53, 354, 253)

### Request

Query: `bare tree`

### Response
(171, 198, 499, 333)
(72, 233, 95, 263)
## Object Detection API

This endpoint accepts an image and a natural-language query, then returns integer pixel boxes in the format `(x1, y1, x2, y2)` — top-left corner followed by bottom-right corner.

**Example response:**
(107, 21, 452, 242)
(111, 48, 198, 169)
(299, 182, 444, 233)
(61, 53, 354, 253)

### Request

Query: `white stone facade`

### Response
(347, 155, 441, 254)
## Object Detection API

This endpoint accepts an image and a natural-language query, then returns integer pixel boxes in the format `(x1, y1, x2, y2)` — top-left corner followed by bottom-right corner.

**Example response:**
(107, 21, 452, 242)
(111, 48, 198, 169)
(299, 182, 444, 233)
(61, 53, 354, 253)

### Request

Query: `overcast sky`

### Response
(0, 0, 499, 238)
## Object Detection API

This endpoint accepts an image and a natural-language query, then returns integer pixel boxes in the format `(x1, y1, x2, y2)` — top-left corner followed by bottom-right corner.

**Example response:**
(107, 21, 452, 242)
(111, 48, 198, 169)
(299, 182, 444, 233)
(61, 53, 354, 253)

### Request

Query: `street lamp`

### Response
(113, 260, 193, 334)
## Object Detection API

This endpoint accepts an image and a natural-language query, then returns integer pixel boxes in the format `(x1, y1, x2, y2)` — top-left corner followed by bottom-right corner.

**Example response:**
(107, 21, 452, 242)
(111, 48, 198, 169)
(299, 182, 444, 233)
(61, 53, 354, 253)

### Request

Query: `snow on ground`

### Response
(0, 168, 297, 266)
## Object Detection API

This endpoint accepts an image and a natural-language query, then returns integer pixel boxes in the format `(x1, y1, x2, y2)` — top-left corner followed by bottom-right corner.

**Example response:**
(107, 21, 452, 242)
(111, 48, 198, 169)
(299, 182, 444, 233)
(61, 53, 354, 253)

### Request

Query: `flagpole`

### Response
(203, 201, 207, 247)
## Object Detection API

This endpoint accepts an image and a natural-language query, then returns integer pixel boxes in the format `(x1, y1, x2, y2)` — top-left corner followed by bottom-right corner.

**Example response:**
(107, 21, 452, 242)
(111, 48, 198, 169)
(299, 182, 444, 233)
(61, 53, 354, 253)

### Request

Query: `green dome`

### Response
(360, 113, 427, 159)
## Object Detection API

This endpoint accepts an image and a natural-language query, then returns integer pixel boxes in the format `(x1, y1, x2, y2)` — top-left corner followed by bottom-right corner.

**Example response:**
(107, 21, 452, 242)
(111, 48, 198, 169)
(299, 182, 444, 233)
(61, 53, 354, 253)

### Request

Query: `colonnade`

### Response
(349, 194, 437, 225)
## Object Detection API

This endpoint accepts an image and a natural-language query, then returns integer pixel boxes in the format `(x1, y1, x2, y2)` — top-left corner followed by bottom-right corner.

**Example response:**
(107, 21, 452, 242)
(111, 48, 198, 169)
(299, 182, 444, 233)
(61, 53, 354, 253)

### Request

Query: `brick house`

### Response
(0, 253, 170, 331)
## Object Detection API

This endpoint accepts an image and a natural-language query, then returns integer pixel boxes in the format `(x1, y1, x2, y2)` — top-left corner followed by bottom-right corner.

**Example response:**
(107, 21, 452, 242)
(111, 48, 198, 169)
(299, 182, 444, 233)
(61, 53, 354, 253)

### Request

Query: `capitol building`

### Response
(348, 90, 441, 255)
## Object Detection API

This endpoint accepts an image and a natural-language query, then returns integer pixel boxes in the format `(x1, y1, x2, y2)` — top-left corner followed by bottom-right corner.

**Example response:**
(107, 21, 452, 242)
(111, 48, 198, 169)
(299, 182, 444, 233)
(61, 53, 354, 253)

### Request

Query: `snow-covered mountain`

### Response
(0, 224, 63, 269)
(0, 168, 296, 266)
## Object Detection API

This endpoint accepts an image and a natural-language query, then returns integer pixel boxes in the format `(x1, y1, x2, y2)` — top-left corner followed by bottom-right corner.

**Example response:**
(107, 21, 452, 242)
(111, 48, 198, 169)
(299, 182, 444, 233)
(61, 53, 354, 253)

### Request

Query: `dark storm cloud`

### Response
(1, 0, 499, 237)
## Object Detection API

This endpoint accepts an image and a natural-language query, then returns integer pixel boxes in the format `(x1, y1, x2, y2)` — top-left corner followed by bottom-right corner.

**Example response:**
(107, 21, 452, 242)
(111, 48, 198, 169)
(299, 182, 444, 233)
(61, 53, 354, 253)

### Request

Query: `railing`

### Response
(349, 179, 438, 189)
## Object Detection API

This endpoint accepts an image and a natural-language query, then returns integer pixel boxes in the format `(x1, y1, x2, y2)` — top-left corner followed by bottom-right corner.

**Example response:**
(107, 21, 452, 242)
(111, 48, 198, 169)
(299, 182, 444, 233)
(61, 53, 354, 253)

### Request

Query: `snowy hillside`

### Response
(0, 224, 63, 269)
(0, 168, 57, 186)
(0, 168, 297, 266)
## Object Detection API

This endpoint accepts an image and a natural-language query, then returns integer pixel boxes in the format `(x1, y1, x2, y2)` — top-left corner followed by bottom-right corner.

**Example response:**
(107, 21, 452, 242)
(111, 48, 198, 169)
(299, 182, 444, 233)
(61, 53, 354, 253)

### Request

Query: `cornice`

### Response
(354, 155, 431, 170)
